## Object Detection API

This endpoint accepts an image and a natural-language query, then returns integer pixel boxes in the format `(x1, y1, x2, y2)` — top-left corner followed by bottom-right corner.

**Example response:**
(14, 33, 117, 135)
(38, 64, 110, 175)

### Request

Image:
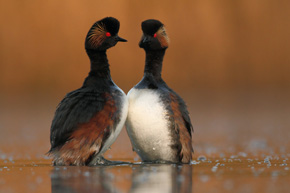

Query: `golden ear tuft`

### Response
(88, 22, 107, 47)
(156, 26, 169, 48)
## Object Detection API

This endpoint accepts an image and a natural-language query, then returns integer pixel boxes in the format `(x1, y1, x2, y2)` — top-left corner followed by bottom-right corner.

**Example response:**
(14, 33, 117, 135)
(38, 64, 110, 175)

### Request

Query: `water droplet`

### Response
(211, 166, 218, 172)
(238, 152, 247, 157)
(190, 160, 200, 165)
(197, 155, 206, 161)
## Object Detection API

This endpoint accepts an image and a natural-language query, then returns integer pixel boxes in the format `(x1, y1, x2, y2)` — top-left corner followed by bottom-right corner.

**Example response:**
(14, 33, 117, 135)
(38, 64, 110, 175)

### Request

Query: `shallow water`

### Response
(1, 91, 290, 192)
(0, 156, 289, 193)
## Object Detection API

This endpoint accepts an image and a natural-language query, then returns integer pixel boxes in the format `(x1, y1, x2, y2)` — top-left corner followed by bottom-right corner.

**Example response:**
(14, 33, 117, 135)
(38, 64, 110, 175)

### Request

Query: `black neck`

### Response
(82, 49, 112, 88)
(144, 49, 165, 80)
(86, 49, 111, 79)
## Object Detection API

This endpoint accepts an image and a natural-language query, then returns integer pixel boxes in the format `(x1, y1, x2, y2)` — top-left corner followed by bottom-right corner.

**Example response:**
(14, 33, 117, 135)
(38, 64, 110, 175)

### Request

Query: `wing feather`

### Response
(50, 87, 106, 149)
(49, 88, 117, 165)
(169, 92, 193, 163)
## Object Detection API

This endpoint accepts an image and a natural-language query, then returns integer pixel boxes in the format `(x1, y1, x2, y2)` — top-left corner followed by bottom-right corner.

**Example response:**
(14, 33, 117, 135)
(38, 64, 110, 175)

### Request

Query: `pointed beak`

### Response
(142, 36, 149, 43)
(116, 36, 127, 42)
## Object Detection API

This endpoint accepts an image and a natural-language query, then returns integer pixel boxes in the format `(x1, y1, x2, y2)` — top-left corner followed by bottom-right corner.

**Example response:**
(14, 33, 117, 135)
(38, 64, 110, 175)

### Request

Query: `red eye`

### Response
(106, 32, 111, 37)
(153, 33, 157, 38)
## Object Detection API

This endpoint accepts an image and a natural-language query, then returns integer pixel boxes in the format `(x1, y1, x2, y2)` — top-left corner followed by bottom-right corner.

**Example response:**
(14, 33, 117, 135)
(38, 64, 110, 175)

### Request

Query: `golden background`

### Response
(0, 0, 290, 158)
(1, 1, 290, 193)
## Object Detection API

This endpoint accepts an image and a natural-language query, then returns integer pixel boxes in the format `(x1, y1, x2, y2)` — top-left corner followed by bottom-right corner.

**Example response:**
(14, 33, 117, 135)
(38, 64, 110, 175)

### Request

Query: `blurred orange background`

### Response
(0, 0, 290, 159)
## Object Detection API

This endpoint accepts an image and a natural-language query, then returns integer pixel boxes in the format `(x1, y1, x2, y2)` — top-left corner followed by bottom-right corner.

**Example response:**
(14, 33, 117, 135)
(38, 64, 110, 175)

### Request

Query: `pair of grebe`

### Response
(48, 17, 193, 166)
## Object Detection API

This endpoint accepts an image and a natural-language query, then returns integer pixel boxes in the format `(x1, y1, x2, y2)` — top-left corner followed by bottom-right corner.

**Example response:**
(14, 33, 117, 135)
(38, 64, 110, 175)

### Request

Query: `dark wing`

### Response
(168, 91, 193, 163)
(50, 87, 107, 150)
(49, 87, 118, 165)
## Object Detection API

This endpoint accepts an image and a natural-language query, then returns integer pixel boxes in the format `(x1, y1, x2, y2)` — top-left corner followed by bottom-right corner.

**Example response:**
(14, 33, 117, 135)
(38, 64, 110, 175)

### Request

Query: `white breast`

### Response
(99, 87, 128, 155)
(126, 88, 175, 162)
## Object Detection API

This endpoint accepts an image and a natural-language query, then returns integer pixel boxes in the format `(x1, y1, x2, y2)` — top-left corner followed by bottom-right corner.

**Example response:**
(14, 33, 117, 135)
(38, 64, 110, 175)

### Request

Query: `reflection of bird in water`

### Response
(126, 19, 193, 163)
(50, 167, 121, 193)
(48, 17, 128, 166)
(129, 164, 192, 193)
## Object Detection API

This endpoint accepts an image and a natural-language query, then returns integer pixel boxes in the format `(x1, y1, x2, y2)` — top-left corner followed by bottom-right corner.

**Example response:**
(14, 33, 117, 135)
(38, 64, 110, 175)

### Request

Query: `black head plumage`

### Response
(139, 19, 169, 50)
(96, 17, 120, 36)
(85, 17, 127, 51)
(141, 19, 164, 36)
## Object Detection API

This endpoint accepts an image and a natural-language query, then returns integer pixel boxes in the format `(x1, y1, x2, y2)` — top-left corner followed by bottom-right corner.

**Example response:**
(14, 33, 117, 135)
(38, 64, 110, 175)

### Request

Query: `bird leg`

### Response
(88, 156, 131, 166)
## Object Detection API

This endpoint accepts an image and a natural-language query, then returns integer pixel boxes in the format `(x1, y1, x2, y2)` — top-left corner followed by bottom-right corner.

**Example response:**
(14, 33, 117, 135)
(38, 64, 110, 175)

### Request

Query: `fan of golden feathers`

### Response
(88, 23, 107, 48)
(156, 26, 169, 48)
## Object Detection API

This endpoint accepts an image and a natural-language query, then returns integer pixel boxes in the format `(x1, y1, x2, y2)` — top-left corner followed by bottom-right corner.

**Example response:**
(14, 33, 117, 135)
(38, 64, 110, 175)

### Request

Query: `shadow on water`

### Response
(50, 164, 193, 193)
(51, 166, 120, 193)
(129, 164, 192, 193)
